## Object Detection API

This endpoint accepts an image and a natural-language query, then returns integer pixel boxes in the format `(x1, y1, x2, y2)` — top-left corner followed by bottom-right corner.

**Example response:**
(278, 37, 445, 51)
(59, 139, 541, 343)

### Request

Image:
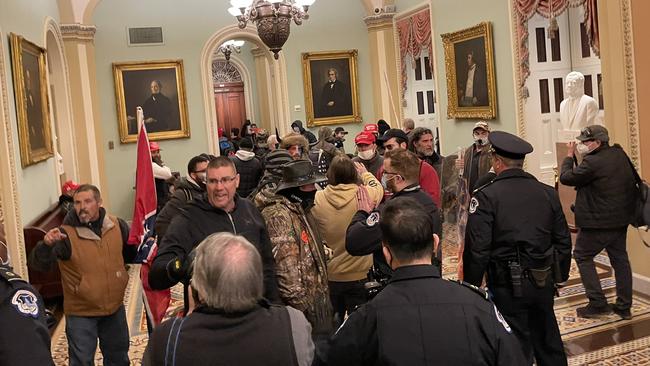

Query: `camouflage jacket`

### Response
(254, 188, 333, 334)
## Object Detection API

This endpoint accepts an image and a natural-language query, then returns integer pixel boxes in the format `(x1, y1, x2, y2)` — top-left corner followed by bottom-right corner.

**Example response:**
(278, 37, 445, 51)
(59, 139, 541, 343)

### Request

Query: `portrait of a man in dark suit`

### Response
(142, 80, 173, 133)
(310, 59, 353, 119)
(23, 66, 46, 150)
(319, 67, 352, 117)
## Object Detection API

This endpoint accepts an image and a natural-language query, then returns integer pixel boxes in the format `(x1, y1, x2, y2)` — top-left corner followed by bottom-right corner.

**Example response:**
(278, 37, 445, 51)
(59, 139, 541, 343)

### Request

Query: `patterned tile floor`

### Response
(50, 224, 650, 364)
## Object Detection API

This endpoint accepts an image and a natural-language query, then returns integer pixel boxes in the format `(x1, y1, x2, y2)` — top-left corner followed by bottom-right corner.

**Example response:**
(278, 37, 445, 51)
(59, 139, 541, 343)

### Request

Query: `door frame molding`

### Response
(201, 25, 290, 156)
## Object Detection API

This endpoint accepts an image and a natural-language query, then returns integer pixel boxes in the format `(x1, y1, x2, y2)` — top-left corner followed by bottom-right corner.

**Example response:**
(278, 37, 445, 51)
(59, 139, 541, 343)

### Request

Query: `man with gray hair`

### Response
(402, 117, 415, 137)
(143, 232, 314, 366)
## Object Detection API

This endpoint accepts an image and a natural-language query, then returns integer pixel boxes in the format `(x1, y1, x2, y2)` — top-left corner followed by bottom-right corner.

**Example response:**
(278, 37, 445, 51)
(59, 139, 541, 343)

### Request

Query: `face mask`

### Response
(293, 126, 301, 133)
(357, 149, 375, 160)
(473, 136, 488, 146)
(576, 142, 591, 155)
(381, 174, 396, 191)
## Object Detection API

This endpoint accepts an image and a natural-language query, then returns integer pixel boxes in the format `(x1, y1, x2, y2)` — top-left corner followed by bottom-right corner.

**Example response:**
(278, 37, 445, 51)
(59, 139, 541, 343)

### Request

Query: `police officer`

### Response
(463, 131, 572, 366)
(0, 264, 54, 365)
(327, 198, 526, 365)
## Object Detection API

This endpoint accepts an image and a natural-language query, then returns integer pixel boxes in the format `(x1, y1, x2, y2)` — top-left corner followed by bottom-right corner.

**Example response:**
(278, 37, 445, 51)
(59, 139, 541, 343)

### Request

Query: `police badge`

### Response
(469, 197, 479, 214)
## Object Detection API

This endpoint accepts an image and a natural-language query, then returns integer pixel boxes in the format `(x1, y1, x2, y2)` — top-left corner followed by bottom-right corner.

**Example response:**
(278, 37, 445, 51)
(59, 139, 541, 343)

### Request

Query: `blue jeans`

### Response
(65, 305, 130, 366)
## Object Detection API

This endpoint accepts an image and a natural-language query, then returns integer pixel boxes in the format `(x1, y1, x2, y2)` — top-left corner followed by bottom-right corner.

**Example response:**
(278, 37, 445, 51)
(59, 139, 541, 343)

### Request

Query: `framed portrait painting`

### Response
(441, 22, 497, 119)
(113, 60, 190, 143)
(9, 33, 53, 167)
(301, 50, 362, 127)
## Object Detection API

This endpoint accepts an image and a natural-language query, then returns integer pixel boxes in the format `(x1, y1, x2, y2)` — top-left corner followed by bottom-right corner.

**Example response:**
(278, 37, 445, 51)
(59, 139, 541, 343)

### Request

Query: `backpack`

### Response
(624, 153, 650, 232)
(219, 139, 235, 156)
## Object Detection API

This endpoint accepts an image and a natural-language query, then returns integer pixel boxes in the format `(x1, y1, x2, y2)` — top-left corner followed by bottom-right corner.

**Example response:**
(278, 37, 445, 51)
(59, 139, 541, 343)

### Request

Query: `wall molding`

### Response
(622, 0, 641, 171)
(60, 23, 97, 41)
(0, 29, 27, 277)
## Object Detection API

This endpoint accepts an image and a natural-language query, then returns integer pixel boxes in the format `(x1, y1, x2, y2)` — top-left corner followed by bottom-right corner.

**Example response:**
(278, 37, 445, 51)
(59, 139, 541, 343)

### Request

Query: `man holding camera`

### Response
(463, 131, 572, 366)
(327, 198, 525, 365)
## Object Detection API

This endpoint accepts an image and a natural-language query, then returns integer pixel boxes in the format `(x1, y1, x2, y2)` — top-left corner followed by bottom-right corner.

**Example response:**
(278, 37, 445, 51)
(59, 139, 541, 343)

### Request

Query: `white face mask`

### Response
(473, 136, 489, 146)
(293, 126, 301, 133)
(576, 143, 591, 155)
(357, 149, 375, 160)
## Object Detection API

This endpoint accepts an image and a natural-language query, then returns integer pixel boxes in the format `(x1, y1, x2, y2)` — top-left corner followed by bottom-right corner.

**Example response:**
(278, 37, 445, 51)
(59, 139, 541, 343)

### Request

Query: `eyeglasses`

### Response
(208, 175, 237, 186)
(384, 171, 402, 180)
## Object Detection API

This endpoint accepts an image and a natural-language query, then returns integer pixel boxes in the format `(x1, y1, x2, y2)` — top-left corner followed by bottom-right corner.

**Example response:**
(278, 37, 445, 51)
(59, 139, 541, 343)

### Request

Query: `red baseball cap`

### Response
(149, 141, 161, 151)
(363, 124, 379, 134)
(355, 131, 376, 145)
(61, 180, 80, 194)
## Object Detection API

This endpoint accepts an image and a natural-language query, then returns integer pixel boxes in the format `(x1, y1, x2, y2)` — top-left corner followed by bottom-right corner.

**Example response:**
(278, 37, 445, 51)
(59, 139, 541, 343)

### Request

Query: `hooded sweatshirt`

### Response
(291, 120, 317, 144)
(312, 172, 384, 282)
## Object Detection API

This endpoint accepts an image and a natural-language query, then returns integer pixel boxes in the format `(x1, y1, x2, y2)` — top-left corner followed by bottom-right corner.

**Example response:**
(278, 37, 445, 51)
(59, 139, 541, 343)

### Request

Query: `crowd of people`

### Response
(1, 118, 639, 366)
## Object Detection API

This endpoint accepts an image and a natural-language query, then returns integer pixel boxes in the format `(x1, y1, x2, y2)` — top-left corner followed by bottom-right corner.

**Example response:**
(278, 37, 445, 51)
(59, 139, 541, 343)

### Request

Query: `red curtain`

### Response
(513, 0, 599, 90)
(396, 9, 432, 99)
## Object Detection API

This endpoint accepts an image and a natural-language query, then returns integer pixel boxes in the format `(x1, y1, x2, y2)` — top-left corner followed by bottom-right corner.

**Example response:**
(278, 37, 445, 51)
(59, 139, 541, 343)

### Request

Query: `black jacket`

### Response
(148, 195, 280, 302)
(0, 266, 53, 366)
(560, 144, 637, 228)
(143, 302, 312, 366)
(230, 154, 263, 198)
(346, 185, 440, 278)
(291, 120, 317, 144)
(326, 265, 527, 365)
(463, 169, 572, 287)
(155, 177, 204, 240)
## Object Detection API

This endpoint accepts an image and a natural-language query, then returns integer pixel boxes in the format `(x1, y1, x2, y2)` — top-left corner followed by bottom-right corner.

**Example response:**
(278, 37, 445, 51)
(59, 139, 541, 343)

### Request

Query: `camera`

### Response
(365, 265, 389, 300)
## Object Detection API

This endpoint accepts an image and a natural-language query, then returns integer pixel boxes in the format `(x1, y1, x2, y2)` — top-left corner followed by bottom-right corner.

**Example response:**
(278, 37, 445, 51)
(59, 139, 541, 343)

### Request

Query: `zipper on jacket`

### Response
(227, 212, 236, 234)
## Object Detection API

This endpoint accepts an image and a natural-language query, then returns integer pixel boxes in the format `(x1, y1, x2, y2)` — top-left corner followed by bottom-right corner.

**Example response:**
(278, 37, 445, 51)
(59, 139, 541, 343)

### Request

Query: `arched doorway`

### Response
(45, 17, 79, 187)
(212, 60, 248, 139)
(201, 25, 291, 155)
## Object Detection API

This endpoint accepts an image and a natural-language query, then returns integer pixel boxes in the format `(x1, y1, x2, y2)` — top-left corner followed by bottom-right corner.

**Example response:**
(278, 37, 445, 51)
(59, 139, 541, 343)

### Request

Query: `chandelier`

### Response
(228, 0, 316, 60)
(218, 39, 245, 62)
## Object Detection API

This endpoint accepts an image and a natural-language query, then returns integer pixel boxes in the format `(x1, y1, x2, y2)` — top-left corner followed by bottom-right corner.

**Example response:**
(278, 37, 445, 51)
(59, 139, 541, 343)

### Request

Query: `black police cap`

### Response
(488, 131, 533, 160)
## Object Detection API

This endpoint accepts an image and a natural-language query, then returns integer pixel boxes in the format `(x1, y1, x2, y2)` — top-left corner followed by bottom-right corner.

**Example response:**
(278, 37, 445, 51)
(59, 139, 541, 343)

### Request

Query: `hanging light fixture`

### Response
(228, 0, 316, 60)
(218, 39, 245, 62)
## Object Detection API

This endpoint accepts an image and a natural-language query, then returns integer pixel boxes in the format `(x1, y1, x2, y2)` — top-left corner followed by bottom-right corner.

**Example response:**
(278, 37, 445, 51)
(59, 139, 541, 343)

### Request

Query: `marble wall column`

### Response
(364, 12, 401, 126)
(60, 23, 110, 205)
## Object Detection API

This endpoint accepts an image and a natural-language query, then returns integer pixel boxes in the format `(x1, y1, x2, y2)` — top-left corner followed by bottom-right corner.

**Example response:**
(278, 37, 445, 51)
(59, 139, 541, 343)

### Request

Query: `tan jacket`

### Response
(312, 172, 383, 282)
(59, 215, 128, 316)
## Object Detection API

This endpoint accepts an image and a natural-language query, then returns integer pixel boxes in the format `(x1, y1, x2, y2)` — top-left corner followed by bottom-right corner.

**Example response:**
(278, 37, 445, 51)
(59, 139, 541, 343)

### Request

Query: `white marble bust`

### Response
(559, 71, 599, 131)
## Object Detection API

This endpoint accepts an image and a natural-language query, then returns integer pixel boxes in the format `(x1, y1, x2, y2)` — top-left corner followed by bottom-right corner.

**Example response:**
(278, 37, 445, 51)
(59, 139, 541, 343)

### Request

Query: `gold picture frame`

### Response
(301, 50, 362, 127)
(9, 33, 53, 167)
(113, 60, 190, 143)
(441, 22, 497, 119)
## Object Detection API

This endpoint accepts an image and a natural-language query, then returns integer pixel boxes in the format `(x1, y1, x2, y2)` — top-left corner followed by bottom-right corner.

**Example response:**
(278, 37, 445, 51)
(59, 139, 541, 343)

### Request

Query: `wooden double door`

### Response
(214, 82, 246, 136)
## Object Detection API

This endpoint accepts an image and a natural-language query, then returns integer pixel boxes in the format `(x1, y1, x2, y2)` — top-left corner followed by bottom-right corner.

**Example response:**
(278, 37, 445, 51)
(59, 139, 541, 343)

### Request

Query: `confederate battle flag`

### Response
(128, 106, 170, 326)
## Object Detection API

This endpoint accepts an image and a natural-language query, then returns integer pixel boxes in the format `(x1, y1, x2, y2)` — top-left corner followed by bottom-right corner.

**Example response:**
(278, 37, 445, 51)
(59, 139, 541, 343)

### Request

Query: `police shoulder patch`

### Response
(366, 212, 380, 227)
(494, 304, 512, 333)
(11, 289, 39, 318)
(469, 197, 479, 214)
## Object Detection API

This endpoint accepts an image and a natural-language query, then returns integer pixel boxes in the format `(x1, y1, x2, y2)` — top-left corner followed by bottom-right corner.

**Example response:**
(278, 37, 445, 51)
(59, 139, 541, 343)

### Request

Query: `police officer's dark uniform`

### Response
(345, 184, 440, 281)
(463, 131, 572, 366)
(326, 265, 526, 365)
(0, 264, 54, 365)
